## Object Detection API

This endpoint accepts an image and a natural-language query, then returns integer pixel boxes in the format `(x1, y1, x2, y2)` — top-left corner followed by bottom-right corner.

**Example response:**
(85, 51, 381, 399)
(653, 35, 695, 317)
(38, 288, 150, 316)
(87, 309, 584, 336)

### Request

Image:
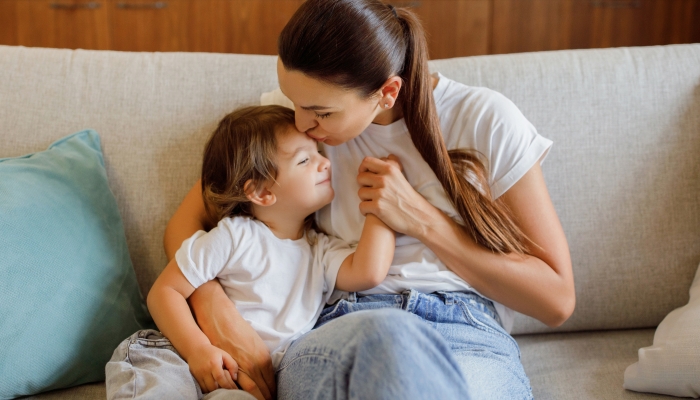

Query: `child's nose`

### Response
(319, 157, 330, 171)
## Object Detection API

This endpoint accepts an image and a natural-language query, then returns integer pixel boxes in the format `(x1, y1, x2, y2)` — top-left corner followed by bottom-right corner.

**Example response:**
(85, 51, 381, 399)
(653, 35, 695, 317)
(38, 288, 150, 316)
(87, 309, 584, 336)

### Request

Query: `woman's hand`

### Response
(187, 343, 238, 393)
(357, 155, 436, 238)
(189, 280, 276, 400)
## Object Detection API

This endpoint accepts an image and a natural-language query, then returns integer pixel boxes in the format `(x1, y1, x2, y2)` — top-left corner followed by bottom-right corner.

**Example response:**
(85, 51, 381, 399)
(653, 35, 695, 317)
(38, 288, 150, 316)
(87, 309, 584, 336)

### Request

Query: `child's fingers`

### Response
(222, 353, 239, 380)
(222, 352, 239, 382)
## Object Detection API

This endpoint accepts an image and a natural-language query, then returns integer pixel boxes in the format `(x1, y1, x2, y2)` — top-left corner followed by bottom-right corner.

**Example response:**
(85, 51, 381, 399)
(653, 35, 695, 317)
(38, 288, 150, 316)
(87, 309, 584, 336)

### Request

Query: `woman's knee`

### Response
(346, 309, 438, 346)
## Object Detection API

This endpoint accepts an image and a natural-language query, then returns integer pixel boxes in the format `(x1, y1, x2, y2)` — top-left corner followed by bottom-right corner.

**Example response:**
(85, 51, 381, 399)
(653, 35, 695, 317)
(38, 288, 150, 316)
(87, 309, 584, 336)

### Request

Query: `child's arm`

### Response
(147, 258, 238, 393)
(335, 214, 395, 292)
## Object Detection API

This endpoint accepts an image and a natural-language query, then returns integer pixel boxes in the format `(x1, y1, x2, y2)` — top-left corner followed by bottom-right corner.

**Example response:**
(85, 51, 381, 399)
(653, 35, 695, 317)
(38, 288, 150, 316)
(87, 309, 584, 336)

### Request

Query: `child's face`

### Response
(270, 125, 334, 214)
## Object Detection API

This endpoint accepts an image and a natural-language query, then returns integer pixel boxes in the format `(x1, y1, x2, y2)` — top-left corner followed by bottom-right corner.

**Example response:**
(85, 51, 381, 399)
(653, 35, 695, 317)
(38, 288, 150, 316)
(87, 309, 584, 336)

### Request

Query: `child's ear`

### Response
(244, 179, 276, 207)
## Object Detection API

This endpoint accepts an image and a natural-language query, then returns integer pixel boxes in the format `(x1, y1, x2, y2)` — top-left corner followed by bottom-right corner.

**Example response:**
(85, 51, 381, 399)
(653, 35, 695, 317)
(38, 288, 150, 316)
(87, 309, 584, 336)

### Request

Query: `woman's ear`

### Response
(244, 179, 276, 207)
(378, 76, 402, 109)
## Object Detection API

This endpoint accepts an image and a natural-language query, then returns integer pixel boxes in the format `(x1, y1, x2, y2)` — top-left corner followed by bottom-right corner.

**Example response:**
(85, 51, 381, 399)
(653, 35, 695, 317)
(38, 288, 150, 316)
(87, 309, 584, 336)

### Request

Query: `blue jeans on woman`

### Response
(277, 290, 533, 400)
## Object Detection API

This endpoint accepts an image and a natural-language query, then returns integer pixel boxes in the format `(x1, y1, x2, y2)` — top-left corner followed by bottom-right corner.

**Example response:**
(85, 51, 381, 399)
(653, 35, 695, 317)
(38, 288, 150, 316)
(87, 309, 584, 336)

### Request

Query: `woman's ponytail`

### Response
(396, 9, 528, 254)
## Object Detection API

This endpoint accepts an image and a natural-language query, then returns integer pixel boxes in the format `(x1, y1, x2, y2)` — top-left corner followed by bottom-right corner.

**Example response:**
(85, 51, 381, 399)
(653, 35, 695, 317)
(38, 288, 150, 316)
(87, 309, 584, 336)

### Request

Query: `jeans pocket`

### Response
(315, 300, 351, 328)
(456, 300, 521, 358)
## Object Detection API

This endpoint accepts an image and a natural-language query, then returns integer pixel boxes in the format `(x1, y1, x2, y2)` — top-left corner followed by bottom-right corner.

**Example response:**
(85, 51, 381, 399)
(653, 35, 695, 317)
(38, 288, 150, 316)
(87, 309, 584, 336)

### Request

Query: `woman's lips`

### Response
(306, 132, 327, 142)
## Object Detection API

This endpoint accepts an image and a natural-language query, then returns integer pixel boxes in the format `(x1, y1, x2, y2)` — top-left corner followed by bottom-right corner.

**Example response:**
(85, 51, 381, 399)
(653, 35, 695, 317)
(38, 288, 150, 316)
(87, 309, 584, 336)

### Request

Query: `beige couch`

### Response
(2, 44, 699, 399)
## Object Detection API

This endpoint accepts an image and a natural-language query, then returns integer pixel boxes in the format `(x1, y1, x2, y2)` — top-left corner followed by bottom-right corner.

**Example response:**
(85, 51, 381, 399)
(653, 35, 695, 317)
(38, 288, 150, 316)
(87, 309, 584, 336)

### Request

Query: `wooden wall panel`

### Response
(14, 0, 110, 49)
(0, 1, 19, 45)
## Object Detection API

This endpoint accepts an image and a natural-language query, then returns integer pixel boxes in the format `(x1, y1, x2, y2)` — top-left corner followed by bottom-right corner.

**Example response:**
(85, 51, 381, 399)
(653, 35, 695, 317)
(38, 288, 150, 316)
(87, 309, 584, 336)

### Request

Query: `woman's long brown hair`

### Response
(279, 0, 528, 254)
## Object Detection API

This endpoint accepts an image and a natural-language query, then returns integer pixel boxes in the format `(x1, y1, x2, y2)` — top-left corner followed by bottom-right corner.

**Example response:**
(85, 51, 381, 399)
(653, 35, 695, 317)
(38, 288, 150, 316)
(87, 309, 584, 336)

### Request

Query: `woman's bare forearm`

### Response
(418, 207, 574, 327)
(188, 280, 245, 346)
(164, 179, 214, 260)
(400, 163, 575, 327)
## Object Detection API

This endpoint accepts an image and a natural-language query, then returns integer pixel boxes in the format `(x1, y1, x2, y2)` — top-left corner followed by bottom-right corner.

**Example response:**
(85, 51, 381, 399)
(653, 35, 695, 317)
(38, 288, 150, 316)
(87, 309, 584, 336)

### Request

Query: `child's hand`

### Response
(188, 343, 239, 393)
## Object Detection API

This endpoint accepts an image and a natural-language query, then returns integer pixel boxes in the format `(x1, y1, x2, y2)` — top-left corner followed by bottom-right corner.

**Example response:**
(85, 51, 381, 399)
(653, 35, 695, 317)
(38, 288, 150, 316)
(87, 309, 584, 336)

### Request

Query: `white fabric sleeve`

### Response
(260, 88, 294, 109)
(316, 233, 355, 298)
(450, 88, 553, 200)
(174, 220, 236, 289)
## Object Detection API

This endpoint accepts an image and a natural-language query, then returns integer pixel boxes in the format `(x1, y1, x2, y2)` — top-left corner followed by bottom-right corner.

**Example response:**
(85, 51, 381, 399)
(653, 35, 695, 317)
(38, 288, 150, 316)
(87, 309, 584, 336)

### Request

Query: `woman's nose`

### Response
(295, 109, 317, 133)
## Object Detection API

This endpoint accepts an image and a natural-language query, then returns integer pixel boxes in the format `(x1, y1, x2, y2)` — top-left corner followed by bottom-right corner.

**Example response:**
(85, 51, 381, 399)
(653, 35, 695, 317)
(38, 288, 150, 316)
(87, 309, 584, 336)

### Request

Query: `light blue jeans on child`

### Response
(106, 329, 255, 400)
(276, 290, 533, 400)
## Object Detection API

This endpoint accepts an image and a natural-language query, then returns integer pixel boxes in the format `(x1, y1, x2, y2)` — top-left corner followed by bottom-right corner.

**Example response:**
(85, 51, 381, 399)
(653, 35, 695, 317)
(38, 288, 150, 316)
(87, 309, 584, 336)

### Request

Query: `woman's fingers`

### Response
(357, 186, 379, 201)
(382, 154, 403, 171)
(358, 155, 395, 174)
(357, 171, 384, 189)
(237, 371, 267, 400)
(202, 374, 218, 393)
(260, 362, 277, 399)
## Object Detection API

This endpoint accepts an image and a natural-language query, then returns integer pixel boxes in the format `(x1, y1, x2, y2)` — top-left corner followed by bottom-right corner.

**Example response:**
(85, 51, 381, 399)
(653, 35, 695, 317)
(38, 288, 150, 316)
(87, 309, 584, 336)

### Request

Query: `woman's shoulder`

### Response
(433, 73, 524, 123)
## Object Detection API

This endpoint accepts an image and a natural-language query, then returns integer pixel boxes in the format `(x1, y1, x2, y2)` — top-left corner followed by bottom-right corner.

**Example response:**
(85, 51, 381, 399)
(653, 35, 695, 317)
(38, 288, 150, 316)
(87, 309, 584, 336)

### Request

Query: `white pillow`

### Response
(624, 263, 700, 397)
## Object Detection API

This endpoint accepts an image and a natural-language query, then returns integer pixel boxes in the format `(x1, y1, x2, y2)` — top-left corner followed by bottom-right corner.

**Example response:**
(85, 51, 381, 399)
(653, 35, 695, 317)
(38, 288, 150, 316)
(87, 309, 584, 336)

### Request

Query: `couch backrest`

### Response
(1, 44, 699, 335)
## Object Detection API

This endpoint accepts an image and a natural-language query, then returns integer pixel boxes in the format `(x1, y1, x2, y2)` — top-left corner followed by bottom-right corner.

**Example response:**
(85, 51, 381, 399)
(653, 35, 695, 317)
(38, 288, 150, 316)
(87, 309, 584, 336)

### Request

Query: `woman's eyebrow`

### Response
(301, 105, 332, 111)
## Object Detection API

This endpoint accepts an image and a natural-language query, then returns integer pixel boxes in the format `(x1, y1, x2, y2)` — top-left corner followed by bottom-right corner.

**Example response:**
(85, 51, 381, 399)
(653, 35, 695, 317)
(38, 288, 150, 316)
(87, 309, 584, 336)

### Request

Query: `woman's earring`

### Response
(384, 103, 389, 108)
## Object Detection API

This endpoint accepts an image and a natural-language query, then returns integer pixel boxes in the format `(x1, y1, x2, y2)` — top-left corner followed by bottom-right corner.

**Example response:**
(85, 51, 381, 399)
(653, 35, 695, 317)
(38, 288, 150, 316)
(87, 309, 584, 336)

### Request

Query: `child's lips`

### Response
(316, 177, 331, 185)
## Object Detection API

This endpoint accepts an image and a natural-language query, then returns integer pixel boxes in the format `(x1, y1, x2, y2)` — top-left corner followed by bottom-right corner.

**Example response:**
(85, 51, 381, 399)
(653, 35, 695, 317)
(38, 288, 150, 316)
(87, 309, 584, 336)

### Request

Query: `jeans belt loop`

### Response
(442, 291, 455, 305)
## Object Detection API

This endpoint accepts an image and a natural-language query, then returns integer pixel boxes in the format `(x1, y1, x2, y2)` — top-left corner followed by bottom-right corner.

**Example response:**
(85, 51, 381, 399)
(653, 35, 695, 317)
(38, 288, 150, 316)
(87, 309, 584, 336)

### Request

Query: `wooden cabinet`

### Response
(8, 0, 110, 50)
(492, 0, 700, 54)
(184, 0, 303, 54)
(389, 0, 491, 59)
(573, 0, 700, 48)
(0, 0, 698, 58)
(109, 0, 188, 52)
(0, 0, 18, 45)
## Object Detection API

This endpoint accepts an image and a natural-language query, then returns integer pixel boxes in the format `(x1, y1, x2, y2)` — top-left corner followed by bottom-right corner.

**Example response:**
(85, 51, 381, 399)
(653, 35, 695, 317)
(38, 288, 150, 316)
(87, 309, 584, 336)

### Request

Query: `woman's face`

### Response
(277, 59, 385, 146)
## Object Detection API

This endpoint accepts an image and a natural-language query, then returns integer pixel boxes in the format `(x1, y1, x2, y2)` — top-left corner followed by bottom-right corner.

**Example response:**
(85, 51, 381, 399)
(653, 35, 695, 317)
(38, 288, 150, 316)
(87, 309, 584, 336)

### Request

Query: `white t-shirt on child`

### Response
(261, 72, 553, 333)
(175, 216, 355, 367)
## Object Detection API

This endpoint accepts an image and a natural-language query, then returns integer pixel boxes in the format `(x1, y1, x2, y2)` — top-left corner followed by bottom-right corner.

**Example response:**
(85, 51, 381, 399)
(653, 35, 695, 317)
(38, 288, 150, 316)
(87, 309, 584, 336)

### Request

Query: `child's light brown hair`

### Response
(201, 105, 296, 223)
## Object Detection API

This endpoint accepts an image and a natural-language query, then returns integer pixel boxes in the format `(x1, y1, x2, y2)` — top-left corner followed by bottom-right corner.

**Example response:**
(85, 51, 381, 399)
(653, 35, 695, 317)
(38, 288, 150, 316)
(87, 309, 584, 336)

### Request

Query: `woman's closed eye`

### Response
(315, 112, 331, 119)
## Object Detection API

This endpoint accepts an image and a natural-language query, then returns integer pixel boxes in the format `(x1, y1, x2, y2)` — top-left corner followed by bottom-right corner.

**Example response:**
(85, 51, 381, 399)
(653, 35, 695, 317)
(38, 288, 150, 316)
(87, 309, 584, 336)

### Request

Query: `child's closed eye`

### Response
(298, 158, 309, 165)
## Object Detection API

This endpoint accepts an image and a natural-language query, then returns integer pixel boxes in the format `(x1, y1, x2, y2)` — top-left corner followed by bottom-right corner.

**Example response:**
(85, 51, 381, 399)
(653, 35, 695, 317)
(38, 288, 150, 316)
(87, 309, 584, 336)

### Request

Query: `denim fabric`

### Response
(105, 330, 255, 400)
(278, 290, 532, 400)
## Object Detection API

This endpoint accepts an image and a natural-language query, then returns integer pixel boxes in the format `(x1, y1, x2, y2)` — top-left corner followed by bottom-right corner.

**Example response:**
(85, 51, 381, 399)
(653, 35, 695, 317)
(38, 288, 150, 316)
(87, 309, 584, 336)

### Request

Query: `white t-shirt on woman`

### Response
(261, 73, 552, 332)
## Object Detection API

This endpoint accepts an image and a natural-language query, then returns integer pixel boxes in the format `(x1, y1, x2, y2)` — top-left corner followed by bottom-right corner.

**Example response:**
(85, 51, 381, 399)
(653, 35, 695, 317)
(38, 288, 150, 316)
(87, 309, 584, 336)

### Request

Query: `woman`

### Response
(164, 0, 575, 398)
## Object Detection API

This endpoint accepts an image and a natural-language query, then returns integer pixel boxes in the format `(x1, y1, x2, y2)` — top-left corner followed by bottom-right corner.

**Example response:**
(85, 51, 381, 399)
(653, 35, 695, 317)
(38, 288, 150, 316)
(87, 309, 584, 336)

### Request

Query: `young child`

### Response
(106, 105, 395, 400)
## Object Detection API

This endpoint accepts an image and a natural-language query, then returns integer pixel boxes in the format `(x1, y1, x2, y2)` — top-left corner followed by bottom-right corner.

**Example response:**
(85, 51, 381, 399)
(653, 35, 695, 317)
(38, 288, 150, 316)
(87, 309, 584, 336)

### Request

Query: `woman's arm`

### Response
(357, 157, 575, 327)
(165, 180, 275, 400)
(335, 214, 396, 291)
(147, 259, 237, 392)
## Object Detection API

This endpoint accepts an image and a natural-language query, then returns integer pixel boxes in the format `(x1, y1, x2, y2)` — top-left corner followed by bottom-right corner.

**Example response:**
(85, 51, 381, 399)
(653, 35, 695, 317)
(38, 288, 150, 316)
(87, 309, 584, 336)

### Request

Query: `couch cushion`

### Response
(517, 329, 673, 399)
(0, 130, 153, 398)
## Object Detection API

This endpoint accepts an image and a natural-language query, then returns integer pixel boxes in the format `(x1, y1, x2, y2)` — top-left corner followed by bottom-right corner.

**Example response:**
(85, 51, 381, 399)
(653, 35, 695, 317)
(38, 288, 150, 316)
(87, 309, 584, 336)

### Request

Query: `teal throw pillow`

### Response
(0, 130, 154, 399)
